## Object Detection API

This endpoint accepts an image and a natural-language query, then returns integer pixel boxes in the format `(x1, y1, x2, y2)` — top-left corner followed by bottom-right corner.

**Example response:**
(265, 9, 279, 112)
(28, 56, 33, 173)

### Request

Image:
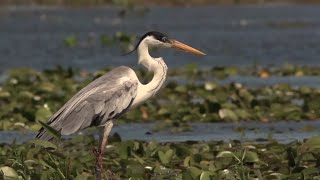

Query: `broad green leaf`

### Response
(158, 149, 174, 164)
(126, 161, 144, 177)
(200, 171, 212, 180)
(244, 151, 259, 163)
(182, 170, 194, 180)
(119, 143, 130, 159)
(0, 166, 19, 179)
(158, 150, 167, 164)
(184, 156, 191, 167)
(188, 166, 202, 179)
(30, 139, 57, 150)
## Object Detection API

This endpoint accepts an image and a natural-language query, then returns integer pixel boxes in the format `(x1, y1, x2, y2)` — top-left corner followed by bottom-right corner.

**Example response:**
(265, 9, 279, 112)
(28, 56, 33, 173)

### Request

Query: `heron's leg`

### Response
(94, 121, 113, 180)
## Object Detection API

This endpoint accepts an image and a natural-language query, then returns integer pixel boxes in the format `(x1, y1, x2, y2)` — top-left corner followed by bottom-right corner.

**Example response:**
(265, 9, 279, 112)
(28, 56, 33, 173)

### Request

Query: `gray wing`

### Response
(36, 66, 138, 141)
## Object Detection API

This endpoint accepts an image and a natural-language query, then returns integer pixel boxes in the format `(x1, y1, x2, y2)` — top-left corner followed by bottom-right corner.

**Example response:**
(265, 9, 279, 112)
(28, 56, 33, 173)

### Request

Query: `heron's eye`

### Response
(162, 37, 168, 42)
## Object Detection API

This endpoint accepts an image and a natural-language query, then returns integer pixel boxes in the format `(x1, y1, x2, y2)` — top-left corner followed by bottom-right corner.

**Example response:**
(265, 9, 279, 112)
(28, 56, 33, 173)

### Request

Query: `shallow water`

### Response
(1, 5, 320, 72)
(2, 121, 320, 144)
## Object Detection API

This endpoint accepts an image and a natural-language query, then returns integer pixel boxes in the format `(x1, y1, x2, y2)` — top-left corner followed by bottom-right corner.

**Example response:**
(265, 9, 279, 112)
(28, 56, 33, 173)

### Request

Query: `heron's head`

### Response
(126, 31, 206, 56)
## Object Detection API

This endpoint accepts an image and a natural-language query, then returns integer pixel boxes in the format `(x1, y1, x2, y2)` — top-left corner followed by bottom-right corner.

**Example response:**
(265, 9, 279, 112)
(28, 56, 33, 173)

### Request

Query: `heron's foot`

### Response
(93, 148, 104, 172)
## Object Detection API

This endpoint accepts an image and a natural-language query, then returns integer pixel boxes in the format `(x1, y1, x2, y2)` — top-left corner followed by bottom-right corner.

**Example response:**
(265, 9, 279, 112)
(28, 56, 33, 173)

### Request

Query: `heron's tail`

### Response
(35, 127, 55, 141)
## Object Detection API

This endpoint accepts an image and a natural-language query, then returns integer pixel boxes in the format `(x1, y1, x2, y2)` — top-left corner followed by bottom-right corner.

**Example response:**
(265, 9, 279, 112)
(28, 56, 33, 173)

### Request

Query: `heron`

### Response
(36, 31, 205, 178)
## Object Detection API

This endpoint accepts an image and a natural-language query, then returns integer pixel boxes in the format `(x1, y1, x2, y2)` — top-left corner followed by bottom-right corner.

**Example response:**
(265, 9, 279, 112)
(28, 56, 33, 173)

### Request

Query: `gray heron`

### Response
(36, 31, 205, 178)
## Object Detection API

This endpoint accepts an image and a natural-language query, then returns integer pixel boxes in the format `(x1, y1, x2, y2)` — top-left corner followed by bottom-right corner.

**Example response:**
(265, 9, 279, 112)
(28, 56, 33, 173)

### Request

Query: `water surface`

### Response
(1, 5, 320, 72)
(2, 121, 320, 144)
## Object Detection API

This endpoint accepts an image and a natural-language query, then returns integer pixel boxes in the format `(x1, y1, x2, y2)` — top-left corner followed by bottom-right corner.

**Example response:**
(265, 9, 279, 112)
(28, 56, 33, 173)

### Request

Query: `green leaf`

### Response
(158, 149, 174, 164)
(38, 120, 61, 139)
(126, 161, 144, 177)
(200, 171, 212, 180)
(158, 151, 167, 164)
(184, 156, 191, 167)
(244, 151, 259, 163)
(35, 107, 52, 122)
(302, 167, 319, 177)
(131, 152, 145, 164)
(218, 109, 238, 121)
(39, 159, 55, 170)
(304, 136, 320, 150)
(0, 166, 19, 179)
(30, 139, 57, 150)
(119, 143, 130, 159)
(216, 151, 234, 158)
(182, 170, 194, 180)
(188, 166, 202, 179)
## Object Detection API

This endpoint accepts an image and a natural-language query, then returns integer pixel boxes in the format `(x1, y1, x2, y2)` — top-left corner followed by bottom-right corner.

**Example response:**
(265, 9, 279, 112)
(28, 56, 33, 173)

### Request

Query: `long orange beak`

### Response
(171, 40, 206, 56)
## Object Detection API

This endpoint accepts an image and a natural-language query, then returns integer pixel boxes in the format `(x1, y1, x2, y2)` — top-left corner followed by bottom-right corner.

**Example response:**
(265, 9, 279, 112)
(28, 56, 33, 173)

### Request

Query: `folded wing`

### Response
(36, 66, 138, 141)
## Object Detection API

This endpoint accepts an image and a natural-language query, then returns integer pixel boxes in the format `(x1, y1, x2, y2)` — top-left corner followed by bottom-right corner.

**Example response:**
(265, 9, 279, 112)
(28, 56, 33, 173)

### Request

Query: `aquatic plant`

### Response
(1, 135, 320, 179)
(1, 65, 320, 131)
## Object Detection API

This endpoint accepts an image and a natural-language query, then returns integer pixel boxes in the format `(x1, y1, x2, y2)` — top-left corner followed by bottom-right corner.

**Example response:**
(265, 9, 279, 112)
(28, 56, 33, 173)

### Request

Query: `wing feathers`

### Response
(36, 67, 138, 140)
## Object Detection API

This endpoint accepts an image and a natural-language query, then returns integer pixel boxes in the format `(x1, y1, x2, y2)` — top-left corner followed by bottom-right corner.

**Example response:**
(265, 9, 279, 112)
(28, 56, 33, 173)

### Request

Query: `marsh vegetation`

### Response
(2, 134, 320, 179)
(1, 3, 320, 179)
(2, 65, 320, 131)
(1, 65, 320, 178)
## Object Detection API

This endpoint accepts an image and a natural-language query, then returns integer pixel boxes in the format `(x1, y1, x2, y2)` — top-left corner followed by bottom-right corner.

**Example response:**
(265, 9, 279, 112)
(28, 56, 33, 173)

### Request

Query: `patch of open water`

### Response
(1, 121, 320, 144)
(1, 5, 320, 72)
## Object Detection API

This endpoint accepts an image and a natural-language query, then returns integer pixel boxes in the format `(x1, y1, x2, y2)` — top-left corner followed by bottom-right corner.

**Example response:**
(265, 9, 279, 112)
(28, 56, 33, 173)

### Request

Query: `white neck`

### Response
(131, 38, 168, 107)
